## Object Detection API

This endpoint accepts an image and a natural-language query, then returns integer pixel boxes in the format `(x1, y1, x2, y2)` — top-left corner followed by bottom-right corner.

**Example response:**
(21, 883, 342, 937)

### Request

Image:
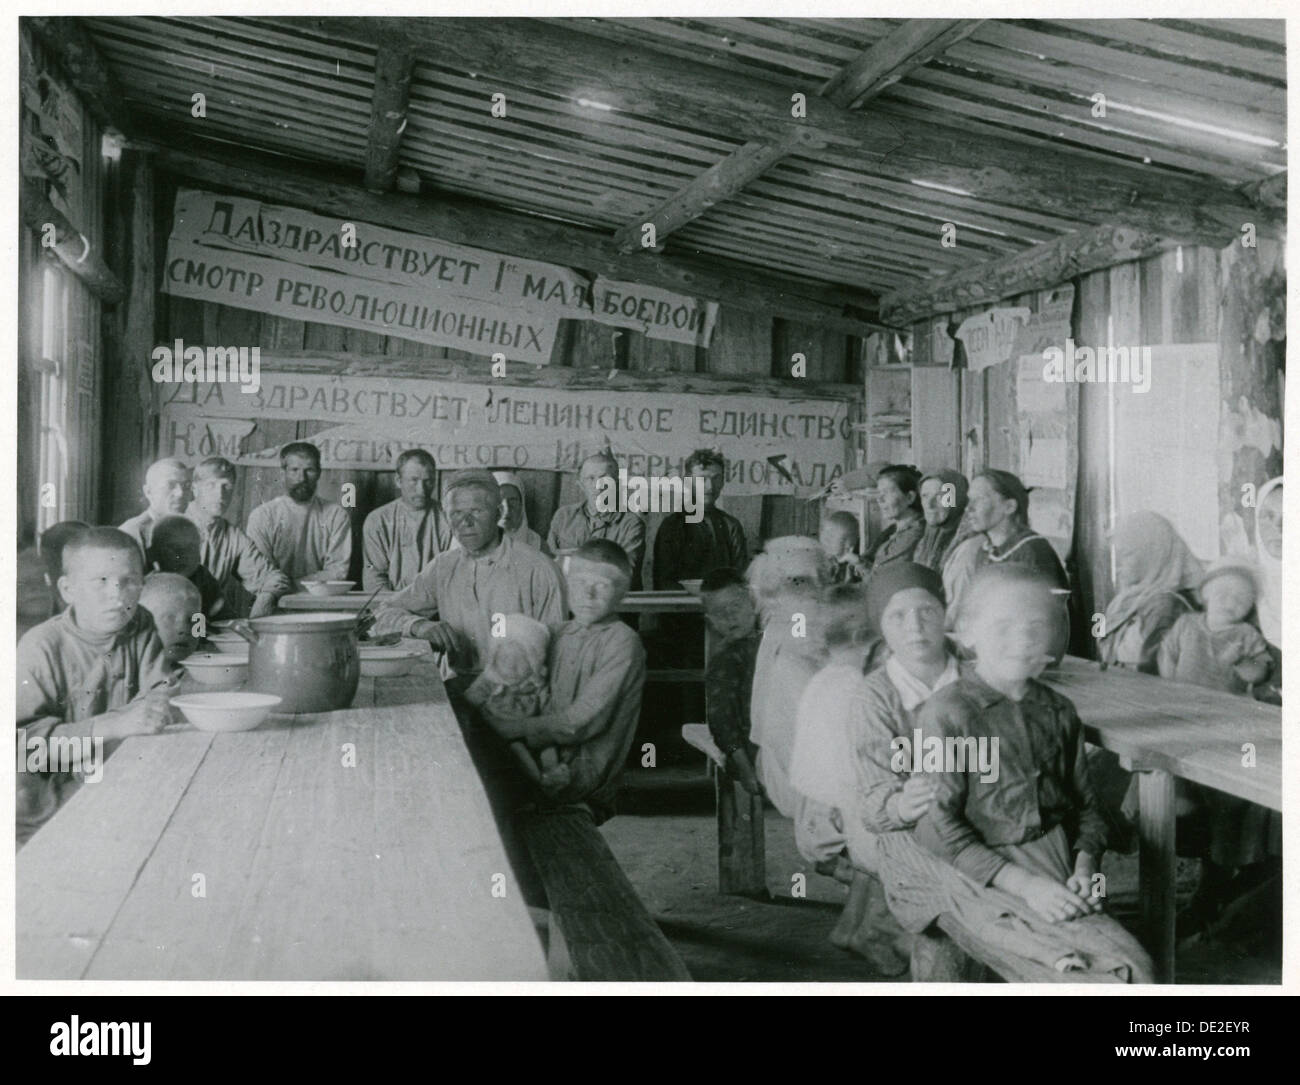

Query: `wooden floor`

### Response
(602, 766, 1282, 985)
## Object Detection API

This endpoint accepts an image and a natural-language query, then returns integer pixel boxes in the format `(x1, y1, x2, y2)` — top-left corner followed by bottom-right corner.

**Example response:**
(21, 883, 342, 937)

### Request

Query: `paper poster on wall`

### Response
(955, 306, 1030, 372)
(159, 366, 852, 497)
(1113, 342, 1221, 560)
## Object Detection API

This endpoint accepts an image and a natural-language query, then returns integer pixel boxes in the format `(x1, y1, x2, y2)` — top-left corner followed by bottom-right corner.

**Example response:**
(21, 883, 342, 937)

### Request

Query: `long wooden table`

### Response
(17, 643, 549, 981)
(1040, 657, 1281, 983)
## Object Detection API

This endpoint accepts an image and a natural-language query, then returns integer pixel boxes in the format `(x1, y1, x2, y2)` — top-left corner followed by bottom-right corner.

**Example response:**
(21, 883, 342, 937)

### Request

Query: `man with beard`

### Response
(245, 442, 352, 592)
(118, 458, 193, 561)
(185, 457, 289, 617)
(361, 449, 452, 591)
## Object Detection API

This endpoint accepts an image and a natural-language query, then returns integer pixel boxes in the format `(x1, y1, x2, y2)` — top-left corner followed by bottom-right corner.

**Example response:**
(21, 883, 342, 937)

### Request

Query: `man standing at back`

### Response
(246, 442, 352, 591)
(546, 450, 645, 590)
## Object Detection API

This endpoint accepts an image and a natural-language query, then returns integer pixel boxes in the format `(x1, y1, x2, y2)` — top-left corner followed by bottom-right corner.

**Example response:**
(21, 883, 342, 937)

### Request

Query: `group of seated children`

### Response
(695, 497, 1279, 980)
(18, 526, 649, 846)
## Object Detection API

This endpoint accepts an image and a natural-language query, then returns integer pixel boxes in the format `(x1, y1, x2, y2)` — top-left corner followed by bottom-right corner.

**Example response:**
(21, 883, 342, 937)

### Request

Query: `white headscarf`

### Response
(1254, 476, 1282, 647)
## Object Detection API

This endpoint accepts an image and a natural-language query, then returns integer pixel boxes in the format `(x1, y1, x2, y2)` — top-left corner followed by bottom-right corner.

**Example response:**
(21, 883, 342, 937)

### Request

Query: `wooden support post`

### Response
(25, 16, 134, 135)
(20, 177, 125, 305)
(715, 770, 767, 898)
(1137, 768, 1177, 983)
(364, 41, 416, 193)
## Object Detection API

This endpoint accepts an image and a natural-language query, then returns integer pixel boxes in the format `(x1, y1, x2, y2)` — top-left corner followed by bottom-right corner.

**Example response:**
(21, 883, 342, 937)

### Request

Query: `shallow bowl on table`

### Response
(679, 579, 704, 594)
(206, 631, 250, 654)
(171, 692, 283, 732)
(359, 647, 420, 677)
(302, 580, 356, 596)
(180, 653, 249, 688)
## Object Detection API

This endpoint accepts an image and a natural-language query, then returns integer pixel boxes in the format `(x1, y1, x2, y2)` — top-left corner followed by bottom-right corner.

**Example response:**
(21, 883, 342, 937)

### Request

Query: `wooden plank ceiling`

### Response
(79, 15, 1284, 323)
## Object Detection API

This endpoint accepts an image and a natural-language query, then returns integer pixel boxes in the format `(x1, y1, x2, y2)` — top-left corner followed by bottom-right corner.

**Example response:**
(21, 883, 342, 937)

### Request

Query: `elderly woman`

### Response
(493, 471, 543, 550)
(863, 465, 926, 573)
(912, 469, 970, 572)
(1097, 511, 1202, 673)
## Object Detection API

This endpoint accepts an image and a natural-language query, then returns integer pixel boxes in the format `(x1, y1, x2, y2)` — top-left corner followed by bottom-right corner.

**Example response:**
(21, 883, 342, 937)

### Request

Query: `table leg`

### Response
(1136, 768, 1176, 983)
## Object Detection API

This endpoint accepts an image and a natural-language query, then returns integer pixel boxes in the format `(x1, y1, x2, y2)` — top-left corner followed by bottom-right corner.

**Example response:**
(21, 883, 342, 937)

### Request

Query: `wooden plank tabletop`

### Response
(17, 643, 549, 981)
(1041, 658, 1281, 810)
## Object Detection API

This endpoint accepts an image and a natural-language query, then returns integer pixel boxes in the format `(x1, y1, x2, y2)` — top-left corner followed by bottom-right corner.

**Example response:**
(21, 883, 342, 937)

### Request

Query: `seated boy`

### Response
(140, 572, 204, 666)
(819, 511, 864, 584)
(905, 565, 1153, 981)
(464, 614, 568, 794)
(146, 515, 228, 620)
(38, 520, 90, 616)
(788, 583, 901, 971)
(699, 567, 762, 795)
(477, 539, 646, 825)
(17, 527, 174, 847)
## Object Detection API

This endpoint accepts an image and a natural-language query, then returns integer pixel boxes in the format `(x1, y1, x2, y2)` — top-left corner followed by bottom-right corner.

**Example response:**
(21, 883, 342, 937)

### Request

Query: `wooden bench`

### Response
(519, 806, 691, 981)
(681, 724, 767, 898)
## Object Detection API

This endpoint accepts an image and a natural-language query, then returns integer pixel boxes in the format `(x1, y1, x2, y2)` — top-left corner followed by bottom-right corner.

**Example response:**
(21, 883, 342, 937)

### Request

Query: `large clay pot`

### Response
(232, 613, 360, 713)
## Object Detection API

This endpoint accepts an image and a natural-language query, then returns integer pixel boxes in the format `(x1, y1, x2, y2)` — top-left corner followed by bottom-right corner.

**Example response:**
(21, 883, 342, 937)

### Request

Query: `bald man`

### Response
(119, 458, 193, 560)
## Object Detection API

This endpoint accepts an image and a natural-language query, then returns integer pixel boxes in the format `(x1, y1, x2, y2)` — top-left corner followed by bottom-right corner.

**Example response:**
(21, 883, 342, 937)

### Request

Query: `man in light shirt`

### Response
(361, 449, 452, 591)
(373, 470, 564, 683)
(245, 442, 352, 591)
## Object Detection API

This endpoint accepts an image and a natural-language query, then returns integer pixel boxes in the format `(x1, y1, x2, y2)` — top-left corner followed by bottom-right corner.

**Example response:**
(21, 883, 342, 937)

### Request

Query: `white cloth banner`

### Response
(169, 188, 718, 347)
(159, 369, 852, 497)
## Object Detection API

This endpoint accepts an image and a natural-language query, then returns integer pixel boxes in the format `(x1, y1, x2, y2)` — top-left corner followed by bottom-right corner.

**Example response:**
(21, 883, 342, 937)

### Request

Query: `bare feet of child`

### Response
(539, 762, 572, 797)
(845, 872, 910, 977)
(830, 869, 872, 949)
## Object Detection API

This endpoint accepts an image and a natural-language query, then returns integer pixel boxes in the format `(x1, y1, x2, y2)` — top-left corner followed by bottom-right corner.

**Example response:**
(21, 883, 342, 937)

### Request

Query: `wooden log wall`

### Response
(114, 169, 863, 586)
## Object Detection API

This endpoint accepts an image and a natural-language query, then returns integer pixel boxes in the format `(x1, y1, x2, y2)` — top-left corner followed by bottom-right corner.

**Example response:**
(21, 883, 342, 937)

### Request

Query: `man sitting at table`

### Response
(362, 449, 452, 592)
(371, 469, 565, 685)
(186, 457, 289, 618)
(476, 539, 647, 825)
(246, 442, 352, 592)
(16, 528, 173, 846)
(546, 450, 645, 590)
(119, 457, 192, 561)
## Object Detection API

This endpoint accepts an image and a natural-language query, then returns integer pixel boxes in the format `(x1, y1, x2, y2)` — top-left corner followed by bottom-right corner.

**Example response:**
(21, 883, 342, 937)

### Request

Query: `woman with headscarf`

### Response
(1097, 512, 1202, 673)
(863, 465, 926, 572)
(912, 469, 970, 572)
(493, 471, 543, 550)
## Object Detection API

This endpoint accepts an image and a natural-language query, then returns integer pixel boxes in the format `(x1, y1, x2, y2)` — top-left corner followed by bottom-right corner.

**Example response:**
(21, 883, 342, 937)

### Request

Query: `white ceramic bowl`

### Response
(171, 692, 283, 732)
(679, 579, 704, 594)
(302, 580, 356, 596)
(180, 653, 249, 688)
(359, 647, 420, 677)
(206, 632, 250, 654)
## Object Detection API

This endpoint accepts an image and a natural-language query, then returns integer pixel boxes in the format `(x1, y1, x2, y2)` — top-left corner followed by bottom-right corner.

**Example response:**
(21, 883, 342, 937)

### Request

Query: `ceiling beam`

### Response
(879, 223, 1183, 325)
(364, 40, 416, 193)
(269, 15, 1274, 245)
(1243, 171, 1286, 211)
(136, 137, 885, 335)
(820, 19, 983, 107)
(612, 20, 983, 255)
(25, 16, 135, 136)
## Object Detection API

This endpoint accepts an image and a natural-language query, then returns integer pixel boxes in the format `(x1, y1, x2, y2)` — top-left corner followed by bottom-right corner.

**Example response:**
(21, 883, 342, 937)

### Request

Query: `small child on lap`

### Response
(465, 614, 569, 794)
(139, 572, 204, 666)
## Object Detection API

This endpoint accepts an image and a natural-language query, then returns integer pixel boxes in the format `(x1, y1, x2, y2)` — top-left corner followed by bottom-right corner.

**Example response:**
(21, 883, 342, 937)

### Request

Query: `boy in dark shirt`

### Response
(146, 515, 229, 621)
(699, 568, 762, 796)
